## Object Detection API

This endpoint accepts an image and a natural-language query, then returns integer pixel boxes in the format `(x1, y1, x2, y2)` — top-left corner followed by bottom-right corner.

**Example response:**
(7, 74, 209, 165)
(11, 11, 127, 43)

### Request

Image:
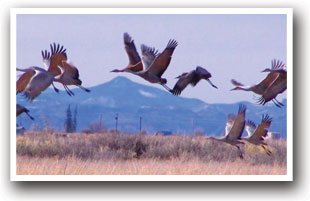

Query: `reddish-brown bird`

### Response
(57, 61, 90, 95)
(242, 114, 273, 156)
(209, 104, 247, 159)
(231, 59, 285, 107)
(111, 32, 143, 73)
(130, 39, 178, 91)
(257, 63, 287, 107)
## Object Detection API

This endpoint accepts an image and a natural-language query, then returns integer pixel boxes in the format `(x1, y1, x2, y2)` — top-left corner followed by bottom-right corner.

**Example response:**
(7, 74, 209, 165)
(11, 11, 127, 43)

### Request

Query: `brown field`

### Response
(16, 132, 287, 175)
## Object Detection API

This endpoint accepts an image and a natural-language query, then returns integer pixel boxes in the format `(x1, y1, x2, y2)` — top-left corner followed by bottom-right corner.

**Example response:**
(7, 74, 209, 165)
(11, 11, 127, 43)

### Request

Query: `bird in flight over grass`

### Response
(242, 114, 273, 156)
(170, 66, 217, 96)
(209, 104, 247, 159)
(42, 43, 90, 96)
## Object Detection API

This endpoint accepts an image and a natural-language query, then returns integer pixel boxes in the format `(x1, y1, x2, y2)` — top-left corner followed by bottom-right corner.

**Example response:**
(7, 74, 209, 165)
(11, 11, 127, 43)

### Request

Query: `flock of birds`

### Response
(210, 104, 273, 159)
(16, 33, 287, 158)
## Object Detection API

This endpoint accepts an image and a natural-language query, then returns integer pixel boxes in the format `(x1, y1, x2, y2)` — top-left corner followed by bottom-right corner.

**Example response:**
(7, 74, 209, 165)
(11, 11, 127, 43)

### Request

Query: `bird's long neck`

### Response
(236, 85, 253, 91)
(111, 69, 125, 73)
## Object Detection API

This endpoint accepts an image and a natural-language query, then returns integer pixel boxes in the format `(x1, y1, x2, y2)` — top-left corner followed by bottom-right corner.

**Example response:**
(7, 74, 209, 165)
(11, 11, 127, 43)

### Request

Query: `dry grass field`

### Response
(16, 132, 287, 175)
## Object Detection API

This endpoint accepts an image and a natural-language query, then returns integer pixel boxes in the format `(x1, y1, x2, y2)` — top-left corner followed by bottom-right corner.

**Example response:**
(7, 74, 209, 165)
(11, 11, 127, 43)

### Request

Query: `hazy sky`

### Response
(16, 14, 287, 104)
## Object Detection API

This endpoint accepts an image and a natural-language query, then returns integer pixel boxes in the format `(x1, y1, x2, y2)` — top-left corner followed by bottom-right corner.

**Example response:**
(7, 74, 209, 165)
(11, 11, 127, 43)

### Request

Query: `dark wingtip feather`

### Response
(238, 104, 247, 113)
(262, 114, 272, 124)
(141, 44, 159, 57)
(124, 32, 132, 43)
(41, 50, 51, 60)
(49, 43, 66, 55)
(271, 59, 286, 69)
(166, 39, 178, 49)
(246, 120, 256, 128)
(170, 85, 182, 96)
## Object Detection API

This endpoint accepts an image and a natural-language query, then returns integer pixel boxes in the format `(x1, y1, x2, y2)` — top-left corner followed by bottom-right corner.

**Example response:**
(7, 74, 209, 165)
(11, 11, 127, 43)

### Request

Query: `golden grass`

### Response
(16, 132, 287, 175)
(16, 155, 286, 175)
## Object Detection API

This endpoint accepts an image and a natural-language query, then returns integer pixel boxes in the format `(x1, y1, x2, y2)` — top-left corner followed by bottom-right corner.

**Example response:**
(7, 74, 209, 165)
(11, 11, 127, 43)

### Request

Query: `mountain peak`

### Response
(108, 76, 132, 85)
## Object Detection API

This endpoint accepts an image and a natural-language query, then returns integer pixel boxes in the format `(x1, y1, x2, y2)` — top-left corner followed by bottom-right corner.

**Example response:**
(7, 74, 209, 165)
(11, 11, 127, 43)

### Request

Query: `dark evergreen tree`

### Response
(72, 105, 78, 132)
(64, 104, 73, 133)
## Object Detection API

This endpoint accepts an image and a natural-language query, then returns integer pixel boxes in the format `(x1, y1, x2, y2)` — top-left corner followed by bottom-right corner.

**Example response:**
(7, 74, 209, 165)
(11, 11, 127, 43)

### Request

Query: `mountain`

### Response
(16, 76, 287, 138)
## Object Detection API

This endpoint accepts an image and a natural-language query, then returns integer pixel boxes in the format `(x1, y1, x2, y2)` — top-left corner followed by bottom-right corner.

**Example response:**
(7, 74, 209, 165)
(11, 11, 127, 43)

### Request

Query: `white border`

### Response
(10, 8, 293, 181)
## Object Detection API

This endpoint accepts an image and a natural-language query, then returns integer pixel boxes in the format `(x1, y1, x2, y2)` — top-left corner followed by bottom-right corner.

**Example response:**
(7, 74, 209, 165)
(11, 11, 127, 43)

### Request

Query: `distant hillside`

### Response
(17, 76, 287, 138)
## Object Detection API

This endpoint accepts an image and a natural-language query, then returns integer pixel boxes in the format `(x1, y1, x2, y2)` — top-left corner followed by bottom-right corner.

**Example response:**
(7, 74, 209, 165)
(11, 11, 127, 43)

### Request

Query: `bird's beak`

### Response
(261, 69, 268, 73)
(230, 87, 237, 91)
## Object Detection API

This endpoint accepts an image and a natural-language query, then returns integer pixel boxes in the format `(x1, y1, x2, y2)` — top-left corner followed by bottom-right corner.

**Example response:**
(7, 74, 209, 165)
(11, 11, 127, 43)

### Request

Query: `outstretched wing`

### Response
(41, 50, 51, 68)
(60, 61, 80, 79)
(250, 114, 272, 141)
(147, 39, 178, 77)
(170, 70, 195, 96)
(16, 68, 36, 94)
(245, 120, 256, 137)
(47, 43, 67, 76)
(23, 72, 54, 101)
(124, 32, 141, 65)
(141, 44, 159, 70)
(227, 104, 246, 140)
(225, 114, 236, 136)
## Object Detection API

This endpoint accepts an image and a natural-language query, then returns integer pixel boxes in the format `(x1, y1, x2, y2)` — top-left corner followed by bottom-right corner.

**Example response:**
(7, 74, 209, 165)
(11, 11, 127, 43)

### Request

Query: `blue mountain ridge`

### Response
(17, 76, 287, 138)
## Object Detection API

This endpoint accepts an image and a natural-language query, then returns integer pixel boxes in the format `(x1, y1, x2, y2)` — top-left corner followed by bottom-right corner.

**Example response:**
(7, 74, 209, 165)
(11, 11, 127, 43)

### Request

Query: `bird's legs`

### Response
(272, 99, 282, 108)
(274, 98, 284, 106)
(66, 85, 75, 96)
(25, 112, 34, 120)
(261, 145, 272, 156)
(235, 145, 244, 159)
(77, 85, 91, 92)
(52, 83, 59, 93)
(63, 84, 74, 96)
(160, 83, 172, 92)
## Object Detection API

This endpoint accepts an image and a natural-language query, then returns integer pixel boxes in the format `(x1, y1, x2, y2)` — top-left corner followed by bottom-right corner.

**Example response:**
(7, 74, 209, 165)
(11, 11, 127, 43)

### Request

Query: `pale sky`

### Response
(16, 14, 287, 104)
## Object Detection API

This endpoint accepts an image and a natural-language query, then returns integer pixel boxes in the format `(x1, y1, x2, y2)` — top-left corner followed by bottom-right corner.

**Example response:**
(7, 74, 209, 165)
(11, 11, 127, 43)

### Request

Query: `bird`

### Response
(111, 32, 143, 73)
(16, 66, 58, 101)
(130, 39, 178, 91)
(209, 104, 247, 159)
(257, 61, 287, 107)
(44, 57, 90, 96)
(16, 43, 68, 101)
(241, 114, 273, 156)
(170, 66, 218, 96)
(16, 104, 34, 120)
(43, 43, 90, 96)
(230, 59, 286, 107)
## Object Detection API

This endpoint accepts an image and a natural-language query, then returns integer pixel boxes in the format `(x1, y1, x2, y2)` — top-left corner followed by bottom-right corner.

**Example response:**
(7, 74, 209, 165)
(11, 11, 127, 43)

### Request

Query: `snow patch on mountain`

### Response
(139, 89, 156, 98)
